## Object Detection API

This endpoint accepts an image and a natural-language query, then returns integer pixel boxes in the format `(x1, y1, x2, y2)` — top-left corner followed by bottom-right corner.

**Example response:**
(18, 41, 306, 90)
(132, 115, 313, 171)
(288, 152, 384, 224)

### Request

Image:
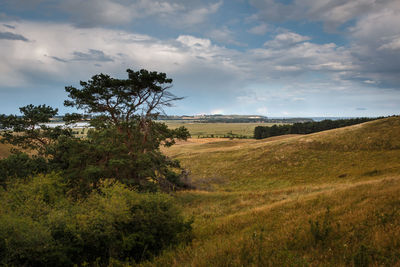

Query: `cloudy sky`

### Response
(1, 0, 400, 117)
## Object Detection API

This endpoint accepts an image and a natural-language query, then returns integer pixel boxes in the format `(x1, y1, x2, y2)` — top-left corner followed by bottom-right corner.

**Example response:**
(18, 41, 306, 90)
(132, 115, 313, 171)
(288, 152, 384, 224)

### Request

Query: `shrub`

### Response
(0, 174, 192, 266)
(0, 153, 48, 187)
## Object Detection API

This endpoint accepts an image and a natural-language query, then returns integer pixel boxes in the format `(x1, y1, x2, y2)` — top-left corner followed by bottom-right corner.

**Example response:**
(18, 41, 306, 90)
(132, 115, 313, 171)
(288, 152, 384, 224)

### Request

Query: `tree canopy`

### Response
(0, 69, 190, 194)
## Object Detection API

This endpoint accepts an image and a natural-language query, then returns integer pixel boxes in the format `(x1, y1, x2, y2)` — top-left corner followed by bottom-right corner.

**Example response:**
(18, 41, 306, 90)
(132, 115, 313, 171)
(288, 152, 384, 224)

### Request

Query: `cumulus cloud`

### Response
(0, 18, 398, 115)
(247, 0, 400, 88)
(0, 21, 363, 90)
(0, 21, 244, 91)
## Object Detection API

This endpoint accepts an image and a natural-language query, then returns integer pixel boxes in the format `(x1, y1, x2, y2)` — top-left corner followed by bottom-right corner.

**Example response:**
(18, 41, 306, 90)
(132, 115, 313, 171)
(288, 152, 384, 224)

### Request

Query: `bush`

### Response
(0, 153, 48, 187)
(0, 174, 192, 266)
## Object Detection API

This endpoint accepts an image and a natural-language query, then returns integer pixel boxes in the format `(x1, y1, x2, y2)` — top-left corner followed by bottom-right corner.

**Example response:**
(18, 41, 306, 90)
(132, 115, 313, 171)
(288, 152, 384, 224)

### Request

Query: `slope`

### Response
(143, 117, 400, 266)
(164, 116, 400, 191)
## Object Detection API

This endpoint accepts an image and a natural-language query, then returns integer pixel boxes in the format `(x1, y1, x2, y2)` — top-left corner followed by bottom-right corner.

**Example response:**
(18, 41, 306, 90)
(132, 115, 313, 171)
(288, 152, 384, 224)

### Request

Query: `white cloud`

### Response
(0, 21, 244, 90)
(248, 23, 269, 35)
(178, 1, 222, 26)
(0, 18, 397, 117)
(176, 35, 211, 48)
(206, 26, 245, 46)
(378, 36, 400, 51)
(264, 31, 310, 47)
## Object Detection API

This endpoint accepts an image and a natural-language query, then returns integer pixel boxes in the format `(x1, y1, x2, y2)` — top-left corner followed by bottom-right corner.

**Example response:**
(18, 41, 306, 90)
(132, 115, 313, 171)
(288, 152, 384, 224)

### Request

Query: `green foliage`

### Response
(64, 69, 180, 127)
(0, 174, 192, 266)
(0, 153, 48, 187)
(0, 69, 190, 192)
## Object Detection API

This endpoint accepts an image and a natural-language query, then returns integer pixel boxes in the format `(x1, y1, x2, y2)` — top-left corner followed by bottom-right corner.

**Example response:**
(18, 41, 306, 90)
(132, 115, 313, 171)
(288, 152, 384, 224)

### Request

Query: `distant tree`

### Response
(0, 104, 71, 155)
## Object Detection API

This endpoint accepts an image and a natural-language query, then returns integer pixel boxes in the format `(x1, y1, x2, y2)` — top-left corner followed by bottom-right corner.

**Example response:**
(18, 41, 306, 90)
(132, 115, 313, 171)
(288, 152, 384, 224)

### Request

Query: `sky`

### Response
(0, 0, 400, 117)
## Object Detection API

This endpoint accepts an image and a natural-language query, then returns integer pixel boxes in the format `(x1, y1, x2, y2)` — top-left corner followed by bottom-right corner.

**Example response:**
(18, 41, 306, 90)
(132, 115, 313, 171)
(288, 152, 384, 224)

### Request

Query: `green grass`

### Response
(143, 116, 400, 266)
(165, 122, 283, 138)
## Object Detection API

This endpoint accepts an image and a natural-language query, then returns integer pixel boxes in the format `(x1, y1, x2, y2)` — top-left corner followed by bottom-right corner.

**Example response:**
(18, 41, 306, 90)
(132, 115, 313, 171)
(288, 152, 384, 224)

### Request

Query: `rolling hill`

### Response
(1, 117, 399, 266)
(147, 116, 400, 266)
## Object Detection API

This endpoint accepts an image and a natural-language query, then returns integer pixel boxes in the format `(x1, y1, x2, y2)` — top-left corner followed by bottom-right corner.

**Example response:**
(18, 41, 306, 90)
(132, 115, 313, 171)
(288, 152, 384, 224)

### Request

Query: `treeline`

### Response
(254, 117, 380, 139)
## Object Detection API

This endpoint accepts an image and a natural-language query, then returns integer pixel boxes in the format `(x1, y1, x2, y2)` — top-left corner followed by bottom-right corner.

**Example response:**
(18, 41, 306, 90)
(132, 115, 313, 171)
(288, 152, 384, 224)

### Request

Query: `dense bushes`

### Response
(0, 153, 48, 187)
(0, 174, 192, 266)
(254, 117, 380, 139)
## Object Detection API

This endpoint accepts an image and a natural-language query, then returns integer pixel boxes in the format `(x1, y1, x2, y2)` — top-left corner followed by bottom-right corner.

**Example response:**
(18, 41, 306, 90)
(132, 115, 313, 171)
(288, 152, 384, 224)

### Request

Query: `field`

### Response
(2, 117, 400, 265)
(147, 117, 400, 266)
(164, 122, 282, 138)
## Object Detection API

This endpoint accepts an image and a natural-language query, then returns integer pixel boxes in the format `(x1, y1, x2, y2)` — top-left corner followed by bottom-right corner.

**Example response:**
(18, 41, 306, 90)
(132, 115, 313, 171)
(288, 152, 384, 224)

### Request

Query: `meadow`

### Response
(1, 117, 400, 266)
(145, 116, 400, 266)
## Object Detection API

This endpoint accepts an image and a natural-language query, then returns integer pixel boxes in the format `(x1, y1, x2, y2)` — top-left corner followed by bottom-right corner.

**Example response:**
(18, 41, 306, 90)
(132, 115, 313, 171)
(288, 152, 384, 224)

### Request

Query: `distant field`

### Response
(164, 122, 283, 138)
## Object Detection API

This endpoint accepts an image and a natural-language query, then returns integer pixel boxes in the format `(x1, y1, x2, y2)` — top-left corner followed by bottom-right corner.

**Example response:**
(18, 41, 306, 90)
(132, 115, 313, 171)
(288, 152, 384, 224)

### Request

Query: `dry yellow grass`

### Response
(163, 117, 400, 191)
(140, 117, 400, 266)
(0, 139, 12, 159)
(2, 117, 400, 266)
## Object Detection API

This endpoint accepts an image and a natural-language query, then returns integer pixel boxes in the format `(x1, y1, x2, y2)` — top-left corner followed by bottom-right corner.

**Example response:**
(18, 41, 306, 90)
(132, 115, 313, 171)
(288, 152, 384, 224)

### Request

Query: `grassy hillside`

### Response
(146, 117, 400, 266)
(164, 117, 400, 191)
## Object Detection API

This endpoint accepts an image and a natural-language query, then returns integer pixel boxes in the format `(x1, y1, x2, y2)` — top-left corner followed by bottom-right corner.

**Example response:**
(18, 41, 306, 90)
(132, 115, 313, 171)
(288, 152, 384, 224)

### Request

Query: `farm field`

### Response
(52, 121, 283, 139)
(164, 122, 283, 138)
(148, 117, 400, 266)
